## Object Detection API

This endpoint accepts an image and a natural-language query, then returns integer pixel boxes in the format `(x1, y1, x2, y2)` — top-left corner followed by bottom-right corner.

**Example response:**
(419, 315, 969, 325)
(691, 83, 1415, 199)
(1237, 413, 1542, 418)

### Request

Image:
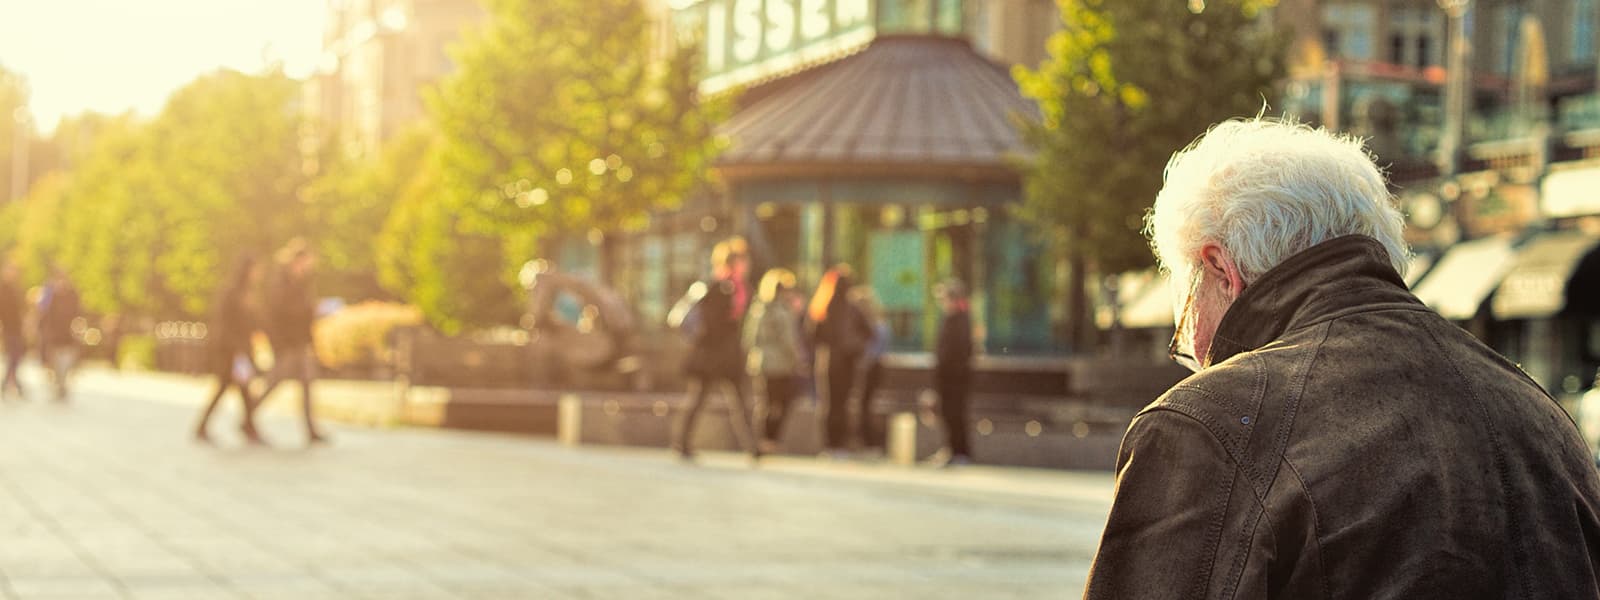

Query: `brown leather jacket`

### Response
(1085, 235, 1600, 599)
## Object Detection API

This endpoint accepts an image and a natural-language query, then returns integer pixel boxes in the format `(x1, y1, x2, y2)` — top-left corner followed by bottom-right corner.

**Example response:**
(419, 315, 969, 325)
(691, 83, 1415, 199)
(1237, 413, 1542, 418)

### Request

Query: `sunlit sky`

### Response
(0, 0, 325, 133)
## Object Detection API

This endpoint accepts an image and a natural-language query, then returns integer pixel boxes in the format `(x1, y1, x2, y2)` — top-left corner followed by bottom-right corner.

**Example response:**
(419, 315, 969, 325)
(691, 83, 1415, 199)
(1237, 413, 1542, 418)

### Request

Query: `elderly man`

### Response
(1084, 120, 1600, 598)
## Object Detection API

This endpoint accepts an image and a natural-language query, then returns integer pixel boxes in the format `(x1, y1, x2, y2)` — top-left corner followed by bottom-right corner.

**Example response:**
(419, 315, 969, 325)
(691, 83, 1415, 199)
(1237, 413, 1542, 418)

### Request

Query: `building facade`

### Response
(304, 0, 485, 159)
(1270, 0, 1600, 397)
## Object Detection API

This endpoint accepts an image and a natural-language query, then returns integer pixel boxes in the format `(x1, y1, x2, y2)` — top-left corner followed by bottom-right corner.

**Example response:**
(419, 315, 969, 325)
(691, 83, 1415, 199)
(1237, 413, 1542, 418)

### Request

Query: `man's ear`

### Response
(1198, 243, 1248, 300)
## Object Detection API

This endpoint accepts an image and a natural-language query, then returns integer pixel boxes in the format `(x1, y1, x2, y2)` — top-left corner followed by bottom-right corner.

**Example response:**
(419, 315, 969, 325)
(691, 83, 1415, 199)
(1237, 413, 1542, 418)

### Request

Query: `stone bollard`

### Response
(558, 393, 582, 447)
(889, 411, 918, 466)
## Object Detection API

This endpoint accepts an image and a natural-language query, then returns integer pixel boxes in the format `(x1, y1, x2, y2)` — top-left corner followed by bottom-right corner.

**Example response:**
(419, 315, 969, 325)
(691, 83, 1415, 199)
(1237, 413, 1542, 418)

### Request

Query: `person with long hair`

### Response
(743, 268, 806, 454)
(194, 254, 267, 445)
(672, 237, 761, 461)
(808, 265, 875, 458)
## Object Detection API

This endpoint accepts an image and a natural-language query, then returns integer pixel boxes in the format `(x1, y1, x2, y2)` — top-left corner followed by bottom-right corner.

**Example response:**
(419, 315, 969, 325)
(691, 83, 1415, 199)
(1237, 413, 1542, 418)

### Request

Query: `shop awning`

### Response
(1411, 235, 1517, 320)
(715, 36, 1037, 181)
(1490, 230, 1600, 319)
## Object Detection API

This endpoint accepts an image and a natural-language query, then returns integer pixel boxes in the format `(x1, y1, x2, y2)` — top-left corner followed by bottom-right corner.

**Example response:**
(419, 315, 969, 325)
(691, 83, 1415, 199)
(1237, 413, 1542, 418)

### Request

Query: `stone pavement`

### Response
(0, 368, 1114, 599)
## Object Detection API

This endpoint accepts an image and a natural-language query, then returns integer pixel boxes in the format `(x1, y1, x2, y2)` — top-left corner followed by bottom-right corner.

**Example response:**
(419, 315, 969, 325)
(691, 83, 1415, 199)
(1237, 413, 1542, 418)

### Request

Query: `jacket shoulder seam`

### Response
(1419, 319, 1534, 598)
(1218, 324, 1329, 599)
(1126, 405, 1243, 596)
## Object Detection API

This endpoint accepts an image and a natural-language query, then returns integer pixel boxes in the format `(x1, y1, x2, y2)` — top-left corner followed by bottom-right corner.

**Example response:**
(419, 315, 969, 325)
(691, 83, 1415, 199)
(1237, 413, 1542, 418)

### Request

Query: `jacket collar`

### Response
(1206, 235, 1422, 367)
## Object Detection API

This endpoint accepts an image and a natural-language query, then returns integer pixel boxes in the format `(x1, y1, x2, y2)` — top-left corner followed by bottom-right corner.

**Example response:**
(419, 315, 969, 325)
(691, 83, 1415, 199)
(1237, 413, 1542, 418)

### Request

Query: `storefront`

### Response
(651, 0, 1060, 355)
(1488, 229, 1600, 395)
(723, 41, 1050, 354)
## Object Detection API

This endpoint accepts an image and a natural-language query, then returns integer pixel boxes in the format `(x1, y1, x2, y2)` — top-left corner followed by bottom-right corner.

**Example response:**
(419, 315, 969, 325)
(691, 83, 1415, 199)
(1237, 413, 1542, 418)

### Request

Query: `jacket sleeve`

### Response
(1083, 408, 1235, 600)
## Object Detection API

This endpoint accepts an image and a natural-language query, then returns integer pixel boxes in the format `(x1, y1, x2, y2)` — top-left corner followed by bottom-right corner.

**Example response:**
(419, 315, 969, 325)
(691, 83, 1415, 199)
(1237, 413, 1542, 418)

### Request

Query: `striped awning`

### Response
(1411, 235, 1517, 320)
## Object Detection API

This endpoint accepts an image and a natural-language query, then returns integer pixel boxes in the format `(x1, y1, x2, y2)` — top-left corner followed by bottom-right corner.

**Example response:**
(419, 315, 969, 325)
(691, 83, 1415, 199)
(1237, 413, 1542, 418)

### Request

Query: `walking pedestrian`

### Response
(193, 255, 267, 445)
(251, 239, 327, 445)
(930, 280, 973, 467)
(0, 262, 27, 401)
(36, 269, 81, 402)
(851, 287, 889, 453)
(744, 268, 807, 454)
(671, 237, 761, 462)
(807, 266, 873, 459)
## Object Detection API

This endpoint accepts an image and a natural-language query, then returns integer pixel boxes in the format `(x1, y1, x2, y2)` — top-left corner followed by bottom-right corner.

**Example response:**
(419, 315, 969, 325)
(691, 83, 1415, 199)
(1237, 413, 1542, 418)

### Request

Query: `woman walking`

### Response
(671, 237, 761, 462)
(744, 268, 807, 454)
(194, 255, 267, 445)
(807, 266, 874, 458)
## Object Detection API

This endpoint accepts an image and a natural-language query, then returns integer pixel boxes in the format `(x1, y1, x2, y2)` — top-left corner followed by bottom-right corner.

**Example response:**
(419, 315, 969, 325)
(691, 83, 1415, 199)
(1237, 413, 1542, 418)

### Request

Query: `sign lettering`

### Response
(733, 0, 763, 63)
(766, 0, 796, 53)
(836, 0, 869, 26)
(800, 0, 829, 40)
(683, 0, 877, 92)
(706, 5, 727, 71)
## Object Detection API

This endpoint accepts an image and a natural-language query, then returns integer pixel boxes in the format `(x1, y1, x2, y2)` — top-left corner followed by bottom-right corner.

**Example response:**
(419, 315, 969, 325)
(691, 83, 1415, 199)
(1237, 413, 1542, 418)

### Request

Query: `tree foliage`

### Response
(428, 0, 726, 253)
(305, 125, 433, 301)
(1013, 0, 1285, 344)
(374, 146, 523, 334)
(9, 70, 306, 318)
(6, 1, 726, 334)
(0, 64, 26, 203)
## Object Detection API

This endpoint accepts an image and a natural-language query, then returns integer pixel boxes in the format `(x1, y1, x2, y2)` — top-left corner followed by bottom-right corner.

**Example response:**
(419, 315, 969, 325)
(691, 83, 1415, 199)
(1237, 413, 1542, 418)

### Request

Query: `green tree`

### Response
(1012, 0, 1284, 350)
(375, 148, 521, 334)
(1, 64, 29, 204)
(305, 125, 434, 301)
(428, 0, 726, 285)
(25, 70, 306, 319)
(9, 171, 70, 282)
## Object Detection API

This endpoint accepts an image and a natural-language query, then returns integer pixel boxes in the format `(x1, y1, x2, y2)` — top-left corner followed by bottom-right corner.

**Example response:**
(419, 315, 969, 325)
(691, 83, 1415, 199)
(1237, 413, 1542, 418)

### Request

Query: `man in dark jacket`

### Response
(933, 279, 973, 466)
(252, 239, 327, 444)
(1085, 119, 1600, 598)
(0, 263, 26, 400)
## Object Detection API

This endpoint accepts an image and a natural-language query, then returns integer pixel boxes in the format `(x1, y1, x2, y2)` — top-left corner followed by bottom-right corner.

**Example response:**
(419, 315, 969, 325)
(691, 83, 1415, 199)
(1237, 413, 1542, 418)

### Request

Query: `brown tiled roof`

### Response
(715, 35, 1038, 181)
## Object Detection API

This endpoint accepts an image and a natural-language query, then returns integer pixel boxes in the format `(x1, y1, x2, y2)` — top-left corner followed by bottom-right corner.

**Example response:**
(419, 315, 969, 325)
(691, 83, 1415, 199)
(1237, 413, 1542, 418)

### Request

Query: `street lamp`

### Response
(1436, 0, 1471, 178)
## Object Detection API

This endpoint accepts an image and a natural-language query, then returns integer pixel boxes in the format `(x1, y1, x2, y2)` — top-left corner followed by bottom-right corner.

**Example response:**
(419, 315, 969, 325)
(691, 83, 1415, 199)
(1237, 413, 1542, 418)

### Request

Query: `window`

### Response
(1490, 4, 1523, 75)
(1387, 6, 1442, 69)
(935, 0, 962, 35)
(878, 0, 932, 33)
(1321, 4, 1376, 61)
(1576, 0, 1596, 65)
(877, 0, 963, 35)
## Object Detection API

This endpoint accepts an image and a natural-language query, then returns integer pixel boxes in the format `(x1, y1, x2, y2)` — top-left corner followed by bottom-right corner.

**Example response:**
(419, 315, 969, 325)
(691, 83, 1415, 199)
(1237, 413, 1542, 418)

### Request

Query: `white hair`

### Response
(1146, 118, 1409, 284)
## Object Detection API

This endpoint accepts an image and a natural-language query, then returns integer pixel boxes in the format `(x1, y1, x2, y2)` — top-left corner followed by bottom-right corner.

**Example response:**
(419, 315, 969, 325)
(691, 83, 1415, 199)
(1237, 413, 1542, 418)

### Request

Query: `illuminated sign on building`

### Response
(672, 0, 875, 92)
